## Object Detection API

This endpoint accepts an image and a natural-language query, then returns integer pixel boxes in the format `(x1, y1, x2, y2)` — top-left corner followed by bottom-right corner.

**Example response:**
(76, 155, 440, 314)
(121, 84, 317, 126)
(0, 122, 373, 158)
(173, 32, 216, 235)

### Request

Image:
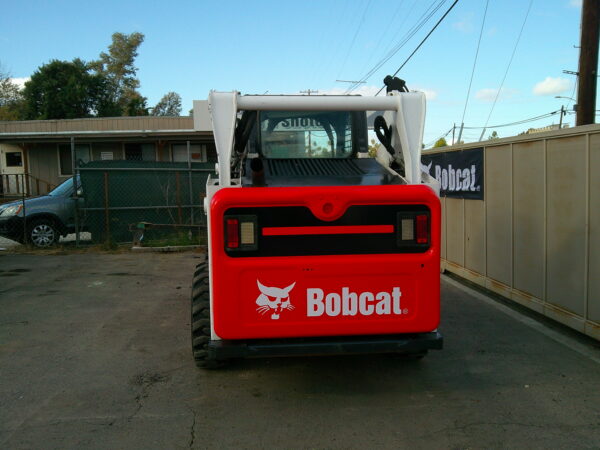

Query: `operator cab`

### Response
(238, 109, 403, 187)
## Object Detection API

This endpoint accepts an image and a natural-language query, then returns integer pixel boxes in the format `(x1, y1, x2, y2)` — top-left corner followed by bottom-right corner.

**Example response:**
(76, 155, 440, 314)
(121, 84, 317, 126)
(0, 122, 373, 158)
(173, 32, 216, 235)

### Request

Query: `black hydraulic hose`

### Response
(234, 111, 257, 155)
(374, 115, 395, 157)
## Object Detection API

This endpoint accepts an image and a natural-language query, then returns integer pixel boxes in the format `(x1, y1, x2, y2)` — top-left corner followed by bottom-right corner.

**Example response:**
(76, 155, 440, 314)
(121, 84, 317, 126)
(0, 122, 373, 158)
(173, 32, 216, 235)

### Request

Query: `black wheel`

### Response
(27, 218, 59, 247)
(191, 260, 223, 369)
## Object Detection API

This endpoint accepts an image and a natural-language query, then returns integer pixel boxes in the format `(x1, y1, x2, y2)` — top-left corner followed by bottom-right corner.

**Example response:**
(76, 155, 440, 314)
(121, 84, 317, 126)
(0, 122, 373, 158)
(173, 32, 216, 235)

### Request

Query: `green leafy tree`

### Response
(433, 137, 448, 148)
(487, 130, 499, 140)
(123, 92, 149, 116)
(91, 32, 148, 116)
(368, 138, 380, 157)
(21, 59, 114, 120)
(152, 92, 182, 116)
(0, 65, 25, 120)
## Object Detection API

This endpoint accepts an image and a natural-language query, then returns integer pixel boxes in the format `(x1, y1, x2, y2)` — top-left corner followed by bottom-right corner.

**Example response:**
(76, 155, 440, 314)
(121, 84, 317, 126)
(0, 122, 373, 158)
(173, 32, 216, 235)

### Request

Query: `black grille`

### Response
(265, 159, 365, 177)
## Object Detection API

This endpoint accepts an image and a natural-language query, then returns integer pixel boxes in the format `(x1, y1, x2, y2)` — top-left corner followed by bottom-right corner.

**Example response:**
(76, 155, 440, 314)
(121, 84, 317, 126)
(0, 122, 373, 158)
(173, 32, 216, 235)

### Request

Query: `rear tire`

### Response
(191, 260, 223, 369)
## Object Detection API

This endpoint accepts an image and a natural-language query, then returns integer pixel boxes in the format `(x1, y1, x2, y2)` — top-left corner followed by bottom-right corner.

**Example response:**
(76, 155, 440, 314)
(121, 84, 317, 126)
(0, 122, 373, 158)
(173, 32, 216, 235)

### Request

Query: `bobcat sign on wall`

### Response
(421, 147, 484, 200)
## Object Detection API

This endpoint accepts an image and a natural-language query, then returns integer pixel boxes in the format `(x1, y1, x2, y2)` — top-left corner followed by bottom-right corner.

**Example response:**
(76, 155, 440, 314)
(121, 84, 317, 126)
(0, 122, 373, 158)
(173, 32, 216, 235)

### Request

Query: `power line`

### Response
(347, 0, 447, 94)
(375, 0, 460, 95)
(337, 0, 373, 79)
(427, 109, 562, 147)
(479, 0, 534, 140)
(353, 0, 445, 93)
(425, 126, 453, 147)
(456, 0, 489, 143)
(462, 109, 561, 130)
(308, 0, 341, 87)
(358, 0, 408, 75)
(378, 0, 423, 56)
(314, 0, 354, 87)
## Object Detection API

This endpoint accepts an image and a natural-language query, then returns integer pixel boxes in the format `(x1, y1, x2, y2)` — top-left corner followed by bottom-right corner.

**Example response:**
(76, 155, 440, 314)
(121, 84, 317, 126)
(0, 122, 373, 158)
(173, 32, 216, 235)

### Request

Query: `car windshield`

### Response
(48, 177, 78, 197)
(259, 111, 353, 158)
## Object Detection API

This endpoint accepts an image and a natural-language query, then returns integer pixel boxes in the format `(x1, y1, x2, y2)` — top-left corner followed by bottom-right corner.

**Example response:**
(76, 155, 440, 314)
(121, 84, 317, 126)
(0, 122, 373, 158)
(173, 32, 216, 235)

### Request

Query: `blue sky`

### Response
(0, 0, 594, 145)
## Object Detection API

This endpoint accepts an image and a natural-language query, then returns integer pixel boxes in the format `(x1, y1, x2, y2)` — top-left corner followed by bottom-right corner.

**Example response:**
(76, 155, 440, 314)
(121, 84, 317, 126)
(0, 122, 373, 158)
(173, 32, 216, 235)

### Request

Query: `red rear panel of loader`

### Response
(210, 185, 440, 340)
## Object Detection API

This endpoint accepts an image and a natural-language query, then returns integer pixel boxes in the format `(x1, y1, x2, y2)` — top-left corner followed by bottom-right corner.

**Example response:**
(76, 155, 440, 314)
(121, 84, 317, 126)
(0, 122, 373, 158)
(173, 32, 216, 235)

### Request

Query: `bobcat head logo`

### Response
(255, 280, 296, 320)
(421, 161, 433, 175)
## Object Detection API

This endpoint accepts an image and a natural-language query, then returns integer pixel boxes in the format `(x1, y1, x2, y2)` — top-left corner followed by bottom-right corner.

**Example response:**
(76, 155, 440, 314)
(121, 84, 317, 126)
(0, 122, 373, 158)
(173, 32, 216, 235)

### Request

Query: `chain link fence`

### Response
(1, 143, 215, 249)
(75, 159, 214, 246)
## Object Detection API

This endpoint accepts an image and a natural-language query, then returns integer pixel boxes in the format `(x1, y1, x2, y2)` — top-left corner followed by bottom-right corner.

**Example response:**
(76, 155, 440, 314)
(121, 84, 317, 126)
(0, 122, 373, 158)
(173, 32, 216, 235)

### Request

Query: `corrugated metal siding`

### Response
(589, 132, 600, 324)
(0, 116, 195, 134)
(432, 124, 600, 341)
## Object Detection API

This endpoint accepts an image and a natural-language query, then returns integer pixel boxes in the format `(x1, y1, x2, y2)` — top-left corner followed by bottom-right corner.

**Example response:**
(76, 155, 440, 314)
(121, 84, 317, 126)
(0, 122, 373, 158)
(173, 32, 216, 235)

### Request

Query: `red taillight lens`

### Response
(416, 214, 428, 244)
(226, 218, 239, 249)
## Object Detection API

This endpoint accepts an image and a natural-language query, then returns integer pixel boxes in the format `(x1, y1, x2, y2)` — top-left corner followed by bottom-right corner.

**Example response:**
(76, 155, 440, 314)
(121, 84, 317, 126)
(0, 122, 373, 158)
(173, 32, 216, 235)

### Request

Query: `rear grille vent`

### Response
(265, 159, 365, 177)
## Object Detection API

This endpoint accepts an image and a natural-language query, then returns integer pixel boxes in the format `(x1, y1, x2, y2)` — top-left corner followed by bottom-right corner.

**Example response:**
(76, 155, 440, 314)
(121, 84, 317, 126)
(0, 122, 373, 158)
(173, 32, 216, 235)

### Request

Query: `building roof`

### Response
(0, 116, 212, 142)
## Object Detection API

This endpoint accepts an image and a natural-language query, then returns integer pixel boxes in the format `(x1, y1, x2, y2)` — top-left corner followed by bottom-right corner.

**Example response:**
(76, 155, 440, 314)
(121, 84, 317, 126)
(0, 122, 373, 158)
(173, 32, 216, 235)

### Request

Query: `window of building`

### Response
(5, 152, 23, 167)
(125, 143, 156, 161)
(58, 144, 91, 176)
(171, 143, 207, 162)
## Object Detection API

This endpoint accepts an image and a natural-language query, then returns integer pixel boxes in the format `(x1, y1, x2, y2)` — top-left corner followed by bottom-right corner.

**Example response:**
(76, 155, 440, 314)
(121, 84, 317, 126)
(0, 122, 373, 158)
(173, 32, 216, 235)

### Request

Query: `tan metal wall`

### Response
(429, 124, 600, 341)
(0, 116, 194, 134)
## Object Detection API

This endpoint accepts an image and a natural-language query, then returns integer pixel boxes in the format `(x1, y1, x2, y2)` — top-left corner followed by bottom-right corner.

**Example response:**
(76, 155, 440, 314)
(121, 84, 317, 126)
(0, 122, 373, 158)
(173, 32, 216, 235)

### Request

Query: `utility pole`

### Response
(559, 105, 565, 129)
(576, 0, 599, 126)
(456, 123, 464, 144)
(300, 89, 319, 96)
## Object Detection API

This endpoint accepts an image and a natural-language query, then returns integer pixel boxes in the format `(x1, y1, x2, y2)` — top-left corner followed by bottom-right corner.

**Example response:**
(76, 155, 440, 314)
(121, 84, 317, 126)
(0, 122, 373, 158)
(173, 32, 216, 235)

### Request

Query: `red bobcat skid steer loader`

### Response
(191, 78, 442, 368)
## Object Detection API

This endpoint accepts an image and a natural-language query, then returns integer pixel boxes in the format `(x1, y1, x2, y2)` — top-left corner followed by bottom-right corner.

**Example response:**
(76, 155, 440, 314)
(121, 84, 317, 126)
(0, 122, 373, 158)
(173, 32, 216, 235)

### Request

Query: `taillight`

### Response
(397, 210, 430, 249)
(416, 214, 428, 244)
(224, 215, 258, 252)
(226, 218, 239, 249)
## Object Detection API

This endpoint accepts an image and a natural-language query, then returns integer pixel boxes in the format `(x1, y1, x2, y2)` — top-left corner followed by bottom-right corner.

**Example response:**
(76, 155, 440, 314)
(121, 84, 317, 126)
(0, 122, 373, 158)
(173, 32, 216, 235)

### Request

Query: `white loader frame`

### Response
(194, 90, 429, 188)
(193, 90, 436, 341)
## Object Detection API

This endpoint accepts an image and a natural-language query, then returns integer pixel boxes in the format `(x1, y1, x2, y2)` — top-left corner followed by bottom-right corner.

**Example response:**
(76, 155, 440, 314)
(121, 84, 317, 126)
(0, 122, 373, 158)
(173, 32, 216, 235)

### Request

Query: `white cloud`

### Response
(9, 77, 29, 89)
(453, 14, 474, 33)
(533, 77, 571, 96)
(476, 88, 499, 102)
(569, 0, 582, 7)
(412, 87, 438, 101)
(475, 87, 518, 102)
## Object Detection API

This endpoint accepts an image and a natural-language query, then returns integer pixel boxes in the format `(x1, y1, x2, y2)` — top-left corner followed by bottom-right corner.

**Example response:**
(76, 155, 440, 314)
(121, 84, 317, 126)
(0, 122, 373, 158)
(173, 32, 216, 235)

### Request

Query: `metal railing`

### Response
(0, 173, 55, 202)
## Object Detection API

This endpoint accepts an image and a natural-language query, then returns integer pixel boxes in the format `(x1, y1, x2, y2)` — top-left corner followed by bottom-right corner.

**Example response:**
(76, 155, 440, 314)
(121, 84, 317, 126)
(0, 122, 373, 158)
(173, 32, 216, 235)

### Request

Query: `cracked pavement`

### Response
(1, 252, 599, 449)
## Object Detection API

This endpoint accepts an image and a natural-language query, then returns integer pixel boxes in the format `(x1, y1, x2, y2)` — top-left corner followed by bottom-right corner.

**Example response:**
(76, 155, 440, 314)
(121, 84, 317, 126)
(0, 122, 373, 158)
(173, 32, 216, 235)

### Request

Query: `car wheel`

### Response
(27, 219, 59, 247)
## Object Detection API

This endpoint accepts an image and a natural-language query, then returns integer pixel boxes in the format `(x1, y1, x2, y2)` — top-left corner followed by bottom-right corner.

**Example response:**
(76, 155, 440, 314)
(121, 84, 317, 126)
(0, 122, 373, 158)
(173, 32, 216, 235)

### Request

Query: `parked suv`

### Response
(0, 177, 82, 247)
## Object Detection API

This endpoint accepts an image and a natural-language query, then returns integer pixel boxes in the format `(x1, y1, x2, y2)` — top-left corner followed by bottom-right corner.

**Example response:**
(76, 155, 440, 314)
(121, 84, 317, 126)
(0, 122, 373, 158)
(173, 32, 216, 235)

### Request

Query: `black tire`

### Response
(191, 260, 223, 369)
(27, 218, 59, 247)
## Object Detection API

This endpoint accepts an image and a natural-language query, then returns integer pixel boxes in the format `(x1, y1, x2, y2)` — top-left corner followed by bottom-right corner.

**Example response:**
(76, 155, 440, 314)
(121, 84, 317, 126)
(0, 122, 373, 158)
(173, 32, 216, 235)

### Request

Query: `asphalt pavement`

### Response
(1, 252, 599, 449)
